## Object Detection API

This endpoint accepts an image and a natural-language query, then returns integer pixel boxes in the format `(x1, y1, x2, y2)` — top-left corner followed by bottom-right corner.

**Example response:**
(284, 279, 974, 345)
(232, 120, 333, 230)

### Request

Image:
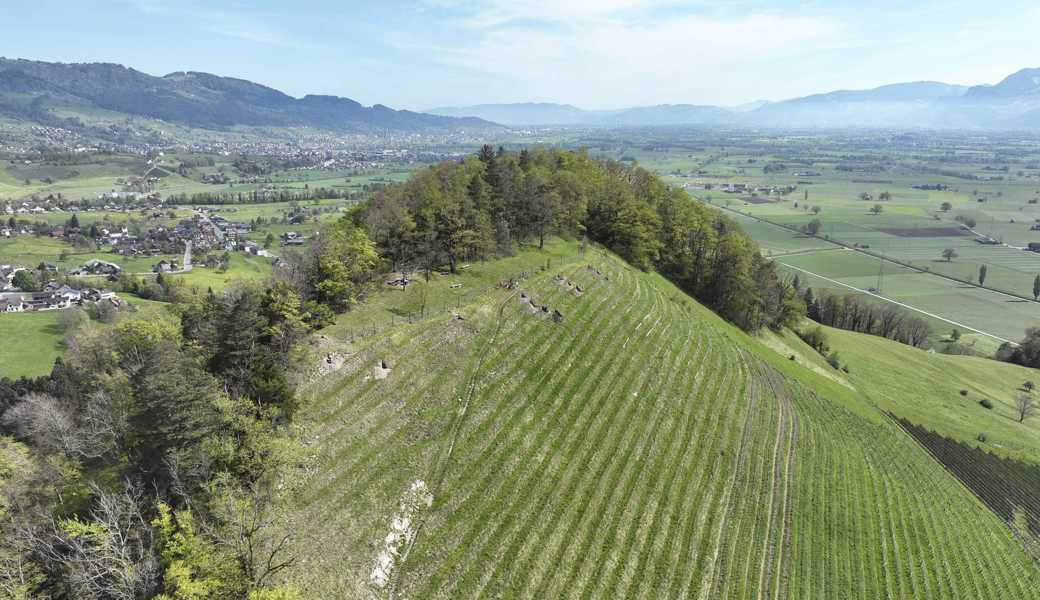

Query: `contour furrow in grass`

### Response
(613, 324, 717, 599)
(404, 268, 641, 595)
(446, 285, 671, 597)
(634, 336, 729, 600)
(510, 313, 711, 597)
(573, 303, 698, 598)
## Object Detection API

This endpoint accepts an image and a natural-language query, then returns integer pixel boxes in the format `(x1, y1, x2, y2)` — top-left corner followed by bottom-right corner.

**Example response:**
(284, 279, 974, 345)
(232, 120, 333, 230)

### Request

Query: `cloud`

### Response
(430, 10, 844, 107)
(447, 0, 691, 28)
(125, 0, 318, 50)
(204, 22, 319, 50)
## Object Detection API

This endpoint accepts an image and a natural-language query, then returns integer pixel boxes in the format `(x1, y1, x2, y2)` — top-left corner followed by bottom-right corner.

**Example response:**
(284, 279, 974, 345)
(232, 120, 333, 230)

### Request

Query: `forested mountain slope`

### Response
(0, 58, 494, 133)
(281, 243, 1040, 598)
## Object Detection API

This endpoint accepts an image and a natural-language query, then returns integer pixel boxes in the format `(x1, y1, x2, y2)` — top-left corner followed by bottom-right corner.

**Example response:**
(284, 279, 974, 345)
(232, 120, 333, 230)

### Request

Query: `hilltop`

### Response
(281, 240, 1040, 597)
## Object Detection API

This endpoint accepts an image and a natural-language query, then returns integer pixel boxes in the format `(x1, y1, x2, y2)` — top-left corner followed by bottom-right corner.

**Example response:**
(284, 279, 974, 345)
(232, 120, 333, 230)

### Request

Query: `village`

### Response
(0, 275, 119, 313)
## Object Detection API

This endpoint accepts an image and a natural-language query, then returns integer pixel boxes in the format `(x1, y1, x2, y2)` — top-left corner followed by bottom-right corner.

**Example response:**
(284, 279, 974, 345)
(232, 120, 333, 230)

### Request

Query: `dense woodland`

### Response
(0, 286, 311, 598)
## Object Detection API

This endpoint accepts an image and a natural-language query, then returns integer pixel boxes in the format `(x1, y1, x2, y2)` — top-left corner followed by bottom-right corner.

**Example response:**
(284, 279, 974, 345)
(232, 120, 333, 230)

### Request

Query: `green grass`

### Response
(279, 239, 1040, 598)
(806, 322, 1040, 463)
(0, 297, 172, 379)
(0, 311, 64, 378)
(169, 253, 273, 292)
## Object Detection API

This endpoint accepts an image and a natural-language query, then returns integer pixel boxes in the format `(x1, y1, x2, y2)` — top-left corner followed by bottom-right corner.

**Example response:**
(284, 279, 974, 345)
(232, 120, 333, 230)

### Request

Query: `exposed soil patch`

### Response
(877, 227, 967, 238)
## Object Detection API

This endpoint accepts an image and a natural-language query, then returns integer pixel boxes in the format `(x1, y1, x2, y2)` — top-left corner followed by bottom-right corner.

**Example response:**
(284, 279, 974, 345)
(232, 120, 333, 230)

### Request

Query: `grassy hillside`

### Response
(786, 323, 1040, 463)
(0, 297, 171, 379)
(281, 241, 1040, 598)
(0, 310, 64, 378)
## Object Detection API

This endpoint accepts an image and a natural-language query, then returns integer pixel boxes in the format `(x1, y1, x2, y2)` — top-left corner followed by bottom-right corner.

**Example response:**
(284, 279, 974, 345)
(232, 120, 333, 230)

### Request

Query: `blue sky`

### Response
(3, 0, 1040, 110)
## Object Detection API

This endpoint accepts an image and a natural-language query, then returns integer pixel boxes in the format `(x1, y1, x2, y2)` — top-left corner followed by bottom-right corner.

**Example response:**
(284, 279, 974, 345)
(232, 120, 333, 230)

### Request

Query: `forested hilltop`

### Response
(358, 146, 799, 330)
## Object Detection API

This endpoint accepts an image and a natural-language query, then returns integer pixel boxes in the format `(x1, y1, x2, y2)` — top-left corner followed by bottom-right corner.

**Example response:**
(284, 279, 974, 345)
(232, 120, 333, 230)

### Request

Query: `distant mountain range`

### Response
(0, 58, 493, 135)
(3, 58, 1040, 136)
(430, 69, 1040, 129)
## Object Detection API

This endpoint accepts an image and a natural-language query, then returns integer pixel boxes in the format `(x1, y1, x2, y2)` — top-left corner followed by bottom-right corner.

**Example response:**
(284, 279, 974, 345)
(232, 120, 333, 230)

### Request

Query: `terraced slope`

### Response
(283, 249, 1040, 598)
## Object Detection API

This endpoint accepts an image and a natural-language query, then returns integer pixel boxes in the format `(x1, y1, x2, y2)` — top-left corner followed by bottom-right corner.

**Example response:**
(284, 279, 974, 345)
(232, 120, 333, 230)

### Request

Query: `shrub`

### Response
(959, 389, 969, 396)
(977, 432, 988, 443)
(979, 398, 994, 410)
(826, 351, 841, 369)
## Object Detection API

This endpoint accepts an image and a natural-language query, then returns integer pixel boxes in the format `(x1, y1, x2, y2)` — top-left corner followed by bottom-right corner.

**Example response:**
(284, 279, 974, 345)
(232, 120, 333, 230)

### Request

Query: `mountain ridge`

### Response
(430, 71, 1040, 129)
(0, 57, 496, 133)
(4, 58, 1040, 133)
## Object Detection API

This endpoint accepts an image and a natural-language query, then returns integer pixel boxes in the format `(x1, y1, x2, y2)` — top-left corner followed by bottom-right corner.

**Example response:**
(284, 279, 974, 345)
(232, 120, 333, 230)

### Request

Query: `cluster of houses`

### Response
(68, 259, 122, 278)
(0, 283, 118, 313)
(682, 182, 796, 196)
(3, 196, 163, 218)
(206, 213, 252, 249)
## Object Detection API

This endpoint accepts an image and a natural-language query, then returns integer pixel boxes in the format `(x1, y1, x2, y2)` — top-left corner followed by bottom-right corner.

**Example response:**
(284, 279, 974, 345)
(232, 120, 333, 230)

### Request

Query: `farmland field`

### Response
(280, 242, 1040, 598)
(583, 129, 1040, 348)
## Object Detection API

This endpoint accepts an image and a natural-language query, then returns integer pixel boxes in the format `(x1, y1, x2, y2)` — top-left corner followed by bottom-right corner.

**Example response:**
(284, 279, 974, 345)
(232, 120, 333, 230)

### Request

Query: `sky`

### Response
(2, 0, 1040, 110)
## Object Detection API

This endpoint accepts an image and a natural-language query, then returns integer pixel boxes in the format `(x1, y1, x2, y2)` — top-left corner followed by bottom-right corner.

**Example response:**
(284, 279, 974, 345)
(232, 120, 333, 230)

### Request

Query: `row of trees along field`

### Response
(0, 284, 315, 598)
(163, 187, 352, 205)
(801, 286, 932, 348)
(352, 146, 800, 330)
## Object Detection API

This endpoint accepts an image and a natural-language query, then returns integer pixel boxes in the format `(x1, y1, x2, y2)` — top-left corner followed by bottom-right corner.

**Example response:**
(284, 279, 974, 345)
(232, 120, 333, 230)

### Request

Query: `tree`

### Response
(978, 264, 987, 286)
(940, 201, 952, 212)
(869, 204, 884, 215)
(263, 233, 275, 249)
(153, 501, 243, 598)
(804, 219, 822, 236)
(11, 270, 40, 292)
(306, 220, 379, 312)
(477, 144, 496, 164)
(53, 483, 161, 599)
(1024, 381, 1036, 393)
(1034, 274, 1040, 301)
(941, 248, 957, 262)
(1015, 393, 1035, 423)
(811, 206, 822, 215)
(879, 191, 892, 202)
(951, 328, 961, 341)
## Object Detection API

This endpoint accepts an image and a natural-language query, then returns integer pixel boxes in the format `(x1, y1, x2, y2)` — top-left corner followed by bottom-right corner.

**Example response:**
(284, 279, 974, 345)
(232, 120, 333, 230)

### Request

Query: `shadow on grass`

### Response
(895, 416, 1040, 535)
